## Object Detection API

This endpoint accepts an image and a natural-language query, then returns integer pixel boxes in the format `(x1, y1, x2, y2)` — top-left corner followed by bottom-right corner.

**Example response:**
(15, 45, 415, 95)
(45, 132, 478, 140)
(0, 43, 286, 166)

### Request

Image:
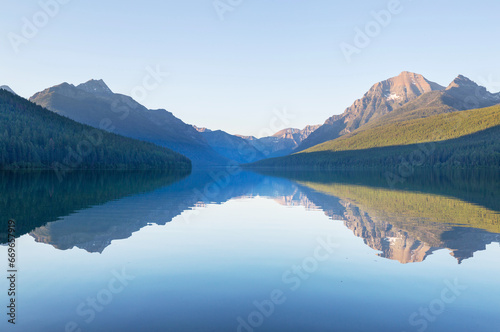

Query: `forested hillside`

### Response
(249, 105, 500, 169)
(0, 90, 191, 170)
(306, 104, 500, 153)
(30, 80, 229, 166)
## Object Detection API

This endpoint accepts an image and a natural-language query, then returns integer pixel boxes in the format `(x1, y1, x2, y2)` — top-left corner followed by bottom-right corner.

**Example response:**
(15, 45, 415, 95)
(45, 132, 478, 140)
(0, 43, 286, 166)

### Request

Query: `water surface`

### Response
(1, 169, 499, 332)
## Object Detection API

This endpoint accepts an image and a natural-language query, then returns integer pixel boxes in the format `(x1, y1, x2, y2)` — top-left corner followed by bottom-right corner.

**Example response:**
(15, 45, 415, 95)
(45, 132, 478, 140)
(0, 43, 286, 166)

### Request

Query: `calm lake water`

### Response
(1, 169, 499, 332)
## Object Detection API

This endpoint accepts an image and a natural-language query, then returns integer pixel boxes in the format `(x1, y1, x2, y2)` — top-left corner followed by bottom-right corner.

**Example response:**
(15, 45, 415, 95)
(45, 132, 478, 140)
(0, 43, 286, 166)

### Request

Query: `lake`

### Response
(1, 168, 499, 332)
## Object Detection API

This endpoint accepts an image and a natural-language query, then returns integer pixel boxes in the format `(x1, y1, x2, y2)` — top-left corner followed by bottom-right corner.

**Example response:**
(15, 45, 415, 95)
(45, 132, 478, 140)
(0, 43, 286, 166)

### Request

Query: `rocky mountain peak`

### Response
(272, 128, 300, 138)
(76, 79, 113, 95)
(444, 75, 500, 109)
(297, 72, 445, 151)
(446, 75, 479, 90)
(375, 71, 445, 96)
(192, 125, 212, 133)
(340, 72, 444, 130)
(301, 124, 321, 135)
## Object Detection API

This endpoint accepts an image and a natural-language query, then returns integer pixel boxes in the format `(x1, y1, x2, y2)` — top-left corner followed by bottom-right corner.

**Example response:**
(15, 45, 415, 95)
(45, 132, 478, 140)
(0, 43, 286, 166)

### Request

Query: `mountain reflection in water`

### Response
(3, 169, 498, 264)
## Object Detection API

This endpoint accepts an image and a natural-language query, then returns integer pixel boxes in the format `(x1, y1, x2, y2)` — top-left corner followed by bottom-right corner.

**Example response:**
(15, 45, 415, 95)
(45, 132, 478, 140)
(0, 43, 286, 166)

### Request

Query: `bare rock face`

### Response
(193, 126, 212, 133)
(273, 125, 321, 140)
(300, 124, 322, 137)
(76, 79, 113, 95)
(338, 71, 444, 132)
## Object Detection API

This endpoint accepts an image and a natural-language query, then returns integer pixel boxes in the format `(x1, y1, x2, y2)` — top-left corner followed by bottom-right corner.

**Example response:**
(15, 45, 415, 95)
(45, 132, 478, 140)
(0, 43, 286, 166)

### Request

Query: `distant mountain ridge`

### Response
(11, 70, 500, 169)
(193, 125, 321, 162)
(193, 127, 266, 164)
(30, 80, 229, 167)
(238, 125, 321, 158)
(76, 79, 114, 95)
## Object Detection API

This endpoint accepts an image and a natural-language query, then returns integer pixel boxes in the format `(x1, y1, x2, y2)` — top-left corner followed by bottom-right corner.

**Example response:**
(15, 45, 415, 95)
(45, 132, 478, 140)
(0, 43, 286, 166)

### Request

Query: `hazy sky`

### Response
(1, 0, 499, 136)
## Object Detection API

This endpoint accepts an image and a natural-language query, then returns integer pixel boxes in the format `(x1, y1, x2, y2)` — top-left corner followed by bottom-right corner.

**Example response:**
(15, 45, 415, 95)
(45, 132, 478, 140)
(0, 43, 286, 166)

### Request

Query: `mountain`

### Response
(273, 125, 320, 140)
(352, 75, 500, 128)
(192, 124, 320, 162)
(76, 79, 113, 95)
(249, 104, 500, 169)
(0, 89, 191, 171)
(192, 126, 211, 133)
(238, 125, 321, 158)
(193, 127, 266, 164)
(30, 80, 229, 167)
(443, 75, 500, 110)
(249, 73, 500, 169)
(301, 75, 500, 154)
(0, 85, 16, 95)
(297, 71, 445, 151)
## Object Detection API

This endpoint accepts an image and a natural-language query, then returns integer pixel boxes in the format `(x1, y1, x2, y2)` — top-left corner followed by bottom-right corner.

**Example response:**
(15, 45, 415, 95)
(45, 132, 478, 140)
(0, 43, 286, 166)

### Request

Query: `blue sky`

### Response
(1, 0, 499, 136)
